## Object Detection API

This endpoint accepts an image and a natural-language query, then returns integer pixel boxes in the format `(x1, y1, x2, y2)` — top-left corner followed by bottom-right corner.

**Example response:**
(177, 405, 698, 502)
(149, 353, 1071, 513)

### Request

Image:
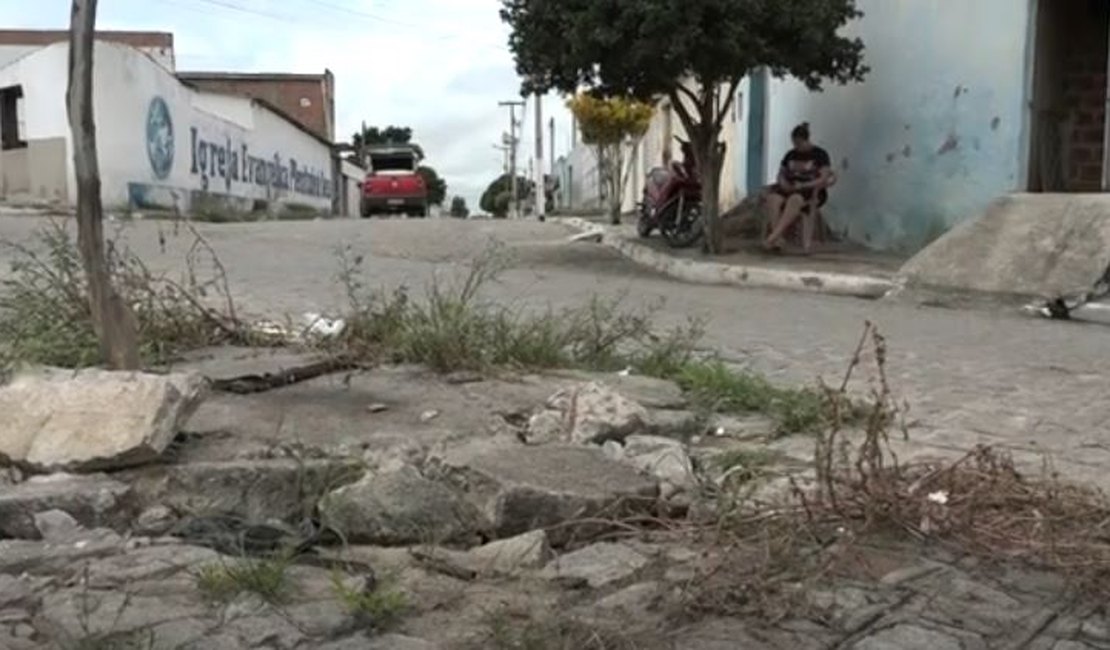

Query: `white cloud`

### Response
(0, 0, 575, 211)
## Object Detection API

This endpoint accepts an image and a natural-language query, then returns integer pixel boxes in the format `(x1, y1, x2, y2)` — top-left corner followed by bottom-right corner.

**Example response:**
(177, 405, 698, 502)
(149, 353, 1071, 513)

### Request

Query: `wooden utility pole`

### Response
(68, 0, 140, 369)
(533, 93, 544, 222)
(498, 100, 524, 218)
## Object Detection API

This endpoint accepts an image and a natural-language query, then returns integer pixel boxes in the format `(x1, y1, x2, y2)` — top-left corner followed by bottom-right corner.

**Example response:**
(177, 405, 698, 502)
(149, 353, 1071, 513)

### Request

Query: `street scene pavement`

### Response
(2, 214, 1103, 487)
(7, 0, 1110, 647)
(2, 213, 1110, 649)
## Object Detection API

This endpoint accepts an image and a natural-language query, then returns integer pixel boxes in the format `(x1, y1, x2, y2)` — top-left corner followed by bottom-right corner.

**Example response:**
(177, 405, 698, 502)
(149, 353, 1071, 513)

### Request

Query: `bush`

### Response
(335, 245, 700, 374)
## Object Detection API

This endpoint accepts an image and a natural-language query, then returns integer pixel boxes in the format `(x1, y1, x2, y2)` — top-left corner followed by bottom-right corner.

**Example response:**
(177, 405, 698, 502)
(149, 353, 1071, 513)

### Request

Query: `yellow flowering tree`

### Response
(566, 94, 653, 224)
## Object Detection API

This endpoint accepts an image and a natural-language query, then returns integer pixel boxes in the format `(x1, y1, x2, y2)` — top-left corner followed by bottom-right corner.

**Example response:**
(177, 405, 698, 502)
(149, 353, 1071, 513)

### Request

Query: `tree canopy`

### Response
(480, 174, 532, 218)
(416, 165, 447, 206)
(566, 94, 654, 223)
(353, 125, 413, 147)
(449, 196, 469, 218)
(501, 0, 868, 250)
(502, 0, 866, 99)
(566, 95, 654, 146)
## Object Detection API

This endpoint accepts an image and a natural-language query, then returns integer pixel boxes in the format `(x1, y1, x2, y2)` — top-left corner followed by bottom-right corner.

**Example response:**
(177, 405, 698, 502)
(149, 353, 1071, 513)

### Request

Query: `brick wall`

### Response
(180, 74, 334, 142)
(1063, 3, 1109, 191)
(1065, 59, 1106, 190)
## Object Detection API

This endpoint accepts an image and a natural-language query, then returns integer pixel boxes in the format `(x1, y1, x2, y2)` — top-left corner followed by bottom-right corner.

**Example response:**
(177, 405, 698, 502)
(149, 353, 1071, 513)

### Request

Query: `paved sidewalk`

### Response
(561, 217, 905, 299)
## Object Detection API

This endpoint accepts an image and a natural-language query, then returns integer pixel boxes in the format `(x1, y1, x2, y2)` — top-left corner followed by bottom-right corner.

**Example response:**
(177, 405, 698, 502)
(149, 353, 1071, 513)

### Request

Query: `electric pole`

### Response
(498, 100, 524, 218)
(493, 142, 510, 174)
(534, 93, 545, 221)
(549, 116, 557, 212)
(549, 117, 556, 176)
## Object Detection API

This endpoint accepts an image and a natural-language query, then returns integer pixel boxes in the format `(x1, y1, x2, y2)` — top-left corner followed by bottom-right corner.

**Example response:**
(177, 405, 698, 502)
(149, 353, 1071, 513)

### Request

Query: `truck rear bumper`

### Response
(360, 195, 428, 217)
(361, 196, 426, 210)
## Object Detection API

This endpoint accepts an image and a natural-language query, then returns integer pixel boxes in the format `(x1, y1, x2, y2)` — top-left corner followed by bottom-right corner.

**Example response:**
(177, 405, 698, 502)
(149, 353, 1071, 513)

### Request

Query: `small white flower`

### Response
(715, 426, 726, 437)
(927, 491, 949, 505)
(617, 367, 632, 377)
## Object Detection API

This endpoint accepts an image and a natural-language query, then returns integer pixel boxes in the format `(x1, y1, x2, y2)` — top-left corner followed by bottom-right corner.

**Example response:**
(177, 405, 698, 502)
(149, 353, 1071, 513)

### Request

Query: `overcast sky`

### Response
(0, 0, 573, 210)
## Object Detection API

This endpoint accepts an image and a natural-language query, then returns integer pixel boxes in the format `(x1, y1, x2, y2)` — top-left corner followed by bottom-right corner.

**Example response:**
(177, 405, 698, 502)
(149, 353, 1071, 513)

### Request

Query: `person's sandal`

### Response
(761, 240, 784, 255)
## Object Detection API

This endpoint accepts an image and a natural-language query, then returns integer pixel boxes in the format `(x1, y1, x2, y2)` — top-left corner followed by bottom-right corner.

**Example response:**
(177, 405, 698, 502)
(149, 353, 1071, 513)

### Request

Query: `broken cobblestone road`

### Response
(0, 215, 1106, 490)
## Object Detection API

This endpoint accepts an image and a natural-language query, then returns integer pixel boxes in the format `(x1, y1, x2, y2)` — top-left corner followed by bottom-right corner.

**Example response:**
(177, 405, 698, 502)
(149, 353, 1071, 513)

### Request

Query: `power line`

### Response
(165, 0, 507, 53)
(186, 0, 302, 23)
(299, 0, 508, 51)
(299, 0, 424, 30)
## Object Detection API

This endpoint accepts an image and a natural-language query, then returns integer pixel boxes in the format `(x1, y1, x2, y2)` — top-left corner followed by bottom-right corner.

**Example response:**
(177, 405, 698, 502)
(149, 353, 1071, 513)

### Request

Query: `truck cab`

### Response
(359, 144, 428, 218)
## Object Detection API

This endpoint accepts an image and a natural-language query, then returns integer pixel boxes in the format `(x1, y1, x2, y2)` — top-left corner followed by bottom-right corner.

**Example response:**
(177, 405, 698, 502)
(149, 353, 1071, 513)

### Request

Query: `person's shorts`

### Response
(771, 185, 828, 207)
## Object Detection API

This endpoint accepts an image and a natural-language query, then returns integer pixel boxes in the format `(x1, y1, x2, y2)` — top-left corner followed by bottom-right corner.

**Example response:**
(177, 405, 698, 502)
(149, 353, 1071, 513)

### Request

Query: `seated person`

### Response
(763, 122, 835, 254)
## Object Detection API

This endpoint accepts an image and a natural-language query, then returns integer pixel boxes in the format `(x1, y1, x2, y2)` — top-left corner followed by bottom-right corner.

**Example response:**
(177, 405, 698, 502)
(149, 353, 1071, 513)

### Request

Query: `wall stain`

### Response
(902, 145, 913, 158)
(937, 133, 960, 155)
(886, 153, 897, 163)
(990, 116, 1001, 131)
(841, 158, 850, 171)
(802, 276, 824, 288)
(953, 85, 966, 98)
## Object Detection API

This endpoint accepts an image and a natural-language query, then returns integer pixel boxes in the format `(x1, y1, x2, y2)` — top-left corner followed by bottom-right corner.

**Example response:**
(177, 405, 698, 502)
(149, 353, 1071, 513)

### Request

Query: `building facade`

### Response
(0, 29, 174, 71)
(0, 41, 334, 214)
(758, 0, 1036, 251)
(177, 71, 336, 143)
(563, 0, 1110, 253)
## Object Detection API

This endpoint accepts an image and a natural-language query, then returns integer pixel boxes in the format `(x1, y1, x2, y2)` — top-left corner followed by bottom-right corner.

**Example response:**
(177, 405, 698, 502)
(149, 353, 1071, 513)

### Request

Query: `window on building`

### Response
(0, 85, 26, 151)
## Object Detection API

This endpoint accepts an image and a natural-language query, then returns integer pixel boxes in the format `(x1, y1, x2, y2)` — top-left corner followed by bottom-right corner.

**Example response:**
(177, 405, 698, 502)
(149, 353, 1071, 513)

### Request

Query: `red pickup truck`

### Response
(359, 144, 428, 218)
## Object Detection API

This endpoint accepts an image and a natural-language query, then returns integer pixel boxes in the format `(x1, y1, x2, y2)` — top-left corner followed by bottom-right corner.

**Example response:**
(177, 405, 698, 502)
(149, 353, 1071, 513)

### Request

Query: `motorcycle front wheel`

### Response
(661, 200, 704, 248)
(636, 205, 654, 238)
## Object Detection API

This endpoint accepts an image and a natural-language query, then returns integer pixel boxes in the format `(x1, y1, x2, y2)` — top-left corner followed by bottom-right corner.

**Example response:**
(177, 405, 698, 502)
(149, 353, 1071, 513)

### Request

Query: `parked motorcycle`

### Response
(636, 142, 704, 248)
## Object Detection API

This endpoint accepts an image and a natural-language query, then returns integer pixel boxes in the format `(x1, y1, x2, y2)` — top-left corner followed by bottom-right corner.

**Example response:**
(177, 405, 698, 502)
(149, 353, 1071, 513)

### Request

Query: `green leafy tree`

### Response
(480, 174, 533, 218)
(567, 94, 653, 224)
(352, 125, 412, 147)
(416, 166, 447, 206)
(449, 195, 470, 218)
(501, 0, 868, 252)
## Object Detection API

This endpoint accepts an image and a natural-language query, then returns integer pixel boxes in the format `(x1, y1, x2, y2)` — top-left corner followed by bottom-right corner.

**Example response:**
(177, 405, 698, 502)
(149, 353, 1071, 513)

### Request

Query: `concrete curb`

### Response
(558, 217, 900, 300)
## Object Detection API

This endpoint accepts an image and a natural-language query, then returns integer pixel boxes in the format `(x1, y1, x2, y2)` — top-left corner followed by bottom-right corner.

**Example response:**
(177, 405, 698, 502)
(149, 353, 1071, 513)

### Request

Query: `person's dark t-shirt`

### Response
(778, 145, 831, 204)
(781, 146, 831, 184)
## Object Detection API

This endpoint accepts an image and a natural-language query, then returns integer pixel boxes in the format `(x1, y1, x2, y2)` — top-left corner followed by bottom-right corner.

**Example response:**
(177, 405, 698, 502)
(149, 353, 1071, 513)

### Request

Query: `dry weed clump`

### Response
(814, 322, 1110, 577)
(683, 321, 1110, 620)
(0, 219, 247, 368)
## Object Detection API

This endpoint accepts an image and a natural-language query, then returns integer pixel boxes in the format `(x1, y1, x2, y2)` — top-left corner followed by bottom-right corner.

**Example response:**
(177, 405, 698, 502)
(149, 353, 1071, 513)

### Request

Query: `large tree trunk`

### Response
(691, 127, 725, 254)
(670, 78, 740, 256)
(68, 0, 140, 369)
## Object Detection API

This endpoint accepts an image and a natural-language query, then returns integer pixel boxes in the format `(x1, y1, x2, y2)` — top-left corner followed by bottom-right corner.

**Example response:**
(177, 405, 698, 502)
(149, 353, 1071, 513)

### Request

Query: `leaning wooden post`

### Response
(67, 0, 140, 369)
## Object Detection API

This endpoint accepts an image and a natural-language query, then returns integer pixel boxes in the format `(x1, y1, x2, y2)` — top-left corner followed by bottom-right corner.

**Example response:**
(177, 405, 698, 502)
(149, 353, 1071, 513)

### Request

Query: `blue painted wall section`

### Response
(767, 0, 1034, 252)
(746, 70, 767, 196)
